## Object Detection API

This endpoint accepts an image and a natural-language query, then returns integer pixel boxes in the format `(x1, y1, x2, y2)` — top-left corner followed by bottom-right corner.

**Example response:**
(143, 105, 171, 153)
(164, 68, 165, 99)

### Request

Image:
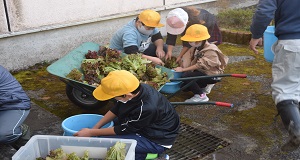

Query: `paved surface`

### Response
(0, 102, 63, 160)
(1, 0, 263, 158)
(0, 55, 265, 160)
(2, 45, 300, 160)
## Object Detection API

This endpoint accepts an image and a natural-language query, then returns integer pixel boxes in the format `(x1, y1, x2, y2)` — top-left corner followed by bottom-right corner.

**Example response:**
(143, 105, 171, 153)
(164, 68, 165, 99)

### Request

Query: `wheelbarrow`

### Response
(47, 42, 247, 110)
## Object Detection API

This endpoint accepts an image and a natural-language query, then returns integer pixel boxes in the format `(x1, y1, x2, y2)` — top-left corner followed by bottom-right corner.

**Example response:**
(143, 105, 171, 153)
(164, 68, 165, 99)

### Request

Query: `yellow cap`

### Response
(138, 10, 164, 28)
(93, 70, 140, 101)
(180, 24, 211, 42)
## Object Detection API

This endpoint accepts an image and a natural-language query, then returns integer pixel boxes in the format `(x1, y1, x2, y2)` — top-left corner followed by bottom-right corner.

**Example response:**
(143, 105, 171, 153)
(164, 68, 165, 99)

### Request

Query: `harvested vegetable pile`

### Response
(66, 46, 170, 90)
(36, 148, 89, 160)
(36, 141, 126, 160)
(163, 56, 179, 69)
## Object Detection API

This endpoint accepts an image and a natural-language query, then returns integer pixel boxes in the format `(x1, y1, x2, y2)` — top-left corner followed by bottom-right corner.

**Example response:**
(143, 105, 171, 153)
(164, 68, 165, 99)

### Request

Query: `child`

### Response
(173, 24, 228, 102)
(165, 7, 222, 61)
(74, 70, 180, 159)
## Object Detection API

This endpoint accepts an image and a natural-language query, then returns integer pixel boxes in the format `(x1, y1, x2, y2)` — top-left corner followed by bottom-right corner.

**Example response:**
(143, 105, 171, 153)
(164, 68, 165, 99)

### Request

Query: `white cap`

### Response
(166, 8, 189, 35)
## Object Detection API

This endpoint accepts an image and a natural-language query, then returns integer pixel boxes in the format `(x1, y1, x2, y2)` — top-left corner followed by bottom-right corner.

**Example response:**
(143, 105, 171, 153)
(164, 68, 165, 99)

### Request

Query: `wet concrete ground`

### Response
(0, 102, 63, 160)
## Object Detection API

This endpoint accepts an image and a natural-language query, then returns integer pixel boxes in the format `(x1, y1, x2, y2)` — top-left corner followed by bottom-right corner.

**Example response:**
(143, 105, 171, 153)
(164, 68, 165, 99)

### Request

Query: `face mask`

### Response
(189, 42, 202, 47)
(138, 25, 153, 36)
(118, 98, 132, 104)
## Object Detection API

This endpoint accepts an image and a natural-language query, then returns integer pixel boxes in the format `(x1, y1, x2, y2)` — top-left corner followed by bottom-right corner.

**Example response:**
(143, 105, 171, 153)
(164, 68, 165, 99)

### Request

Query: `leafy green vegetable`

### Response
(66, 69, 83, 82)
(80, 58, 103, 86)
(105, 141, 126, 160)
(67, 46, 170, 89)
(163, 56, 179, 69)
(36, 148, 89, 160)
(85, 50, 99, 59)
(67, 152, 81, 160)
(146, 63, 158, 78)
(81, 150, 89, 160)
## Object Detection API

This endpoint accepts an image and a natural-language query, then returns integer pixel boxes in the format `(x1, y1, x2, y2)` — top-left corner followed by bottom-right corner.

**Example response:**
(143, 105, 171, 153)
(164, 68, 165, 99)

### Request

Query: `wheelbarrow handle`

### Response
(230, 74, 247, 78)
(215, 102, 234, 108)
(170, 73, 247, 81)
(170, 101, 233, 108)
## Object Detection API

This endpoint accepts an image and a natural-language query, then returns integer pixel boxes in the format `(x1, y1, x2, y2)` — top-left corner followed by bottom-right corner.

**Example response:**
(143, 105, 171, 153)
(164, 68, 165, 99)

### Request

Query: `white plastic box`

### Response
(12, 135, 137, 160)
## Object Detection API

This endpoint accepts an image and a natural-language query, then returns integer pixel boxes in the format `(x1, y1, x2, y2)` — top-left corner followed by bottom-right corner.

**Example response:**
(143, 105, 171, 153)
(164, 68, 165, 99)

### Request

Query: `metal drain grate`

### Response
(166, 123, 230, 159)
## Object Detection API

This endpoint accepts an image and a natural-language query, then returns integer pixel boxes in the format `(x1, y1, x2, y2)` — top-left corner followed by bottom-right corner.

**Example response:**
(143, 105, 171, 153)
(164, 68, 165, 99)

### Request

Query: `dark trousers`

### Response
(181, 71, 216, 94)
(103, 134, 166, 160)
(143, 43, 168, 57)
(103, 118, 167, 160)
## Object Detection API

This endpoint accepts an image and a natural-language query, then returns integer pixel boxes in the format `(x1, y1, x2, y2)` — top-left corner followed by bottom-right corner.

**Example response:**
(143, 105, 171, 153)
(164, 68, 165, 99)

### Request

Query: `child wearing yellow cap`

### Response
(173, 24, 228, 102)
(165, 7, 222, 61)
(74, 70, 180, 160)
(109, 10, 168, 66)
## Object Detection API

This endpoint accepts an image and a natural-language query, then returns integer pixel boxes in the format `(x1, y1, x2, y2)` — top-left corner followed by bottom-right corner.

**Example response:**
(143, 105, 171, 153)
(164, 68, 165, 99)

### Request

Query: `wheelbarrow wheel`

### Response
(65, 85, 108, 110)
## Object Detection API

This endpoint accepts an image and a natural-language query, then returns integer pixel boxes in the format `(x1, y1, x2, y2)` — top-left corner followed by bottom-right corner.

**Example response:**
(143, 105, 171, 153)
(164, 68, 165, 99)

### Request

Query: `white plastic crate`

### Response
(12, 135, 136, 160)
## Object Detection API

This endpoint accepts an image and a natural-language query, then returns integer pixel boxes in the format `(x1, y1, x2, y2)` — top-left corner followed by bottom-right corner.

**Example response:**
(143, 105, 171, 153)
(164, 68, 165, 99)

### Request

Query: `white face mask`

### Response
(189, 42, 202, 47)
(118, 98, 132, 104)
(138, 25, 153, 36)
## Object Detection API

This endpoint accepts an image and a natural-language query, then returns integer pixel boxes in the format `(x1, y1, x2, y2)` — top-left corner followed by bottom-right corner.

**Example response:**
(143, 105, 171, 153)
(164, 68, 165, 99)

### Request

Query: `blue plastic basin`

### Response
(160, 81, 182, 94)
(62, 114, 114, 136)
(171, 70, 182, 78)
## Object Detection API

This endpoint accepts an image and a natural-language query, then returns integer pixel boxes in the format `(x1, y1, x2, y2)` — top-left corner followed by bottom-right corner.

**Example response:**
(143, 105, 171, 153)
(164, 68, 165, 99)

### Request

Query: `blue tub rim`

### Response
(61, 114, 114, 135)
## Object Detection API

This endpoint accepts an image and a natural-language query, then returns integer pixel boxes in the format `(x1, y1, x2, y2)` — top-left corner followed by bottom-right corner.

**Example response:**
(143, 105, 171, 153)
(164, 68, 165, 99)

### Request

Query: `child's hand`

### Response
(173, 67, 184, 72)
(165, 51, 172, 61)
(156, 49, 165, 59)
(152, 57, 165, 66)
(73, 128, 92, 137)
(176, 56, 182, 63)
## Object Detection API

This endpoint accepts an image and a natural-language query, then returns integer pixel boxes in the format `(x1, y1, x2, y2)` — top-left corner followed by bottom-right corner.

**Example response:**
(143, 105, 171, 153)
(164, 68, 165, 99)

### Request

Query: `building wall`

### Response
(5, 0, 164, 32)
(0, 0, 8, 34)
(0, 0, 258, 71)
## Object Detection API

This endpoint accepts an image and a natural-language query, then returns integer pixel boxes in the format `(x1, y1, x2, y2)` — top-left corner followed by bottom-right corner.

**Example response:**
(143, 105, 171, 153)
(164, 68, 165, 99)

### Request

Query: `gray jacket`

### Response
(0, 65, 31, 111)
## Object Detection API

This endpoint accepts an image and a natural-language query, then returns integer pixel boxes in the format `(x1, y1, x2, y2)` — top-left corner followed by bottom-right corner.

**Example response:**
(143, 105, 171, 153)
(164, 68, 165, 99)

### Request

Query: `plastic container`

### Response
(12, 135, 136, 160)
(171, 69, 182, 78)
(160, 81, 182, 94)
(263, 26, 277, 62)
(62, 114, 114, 136)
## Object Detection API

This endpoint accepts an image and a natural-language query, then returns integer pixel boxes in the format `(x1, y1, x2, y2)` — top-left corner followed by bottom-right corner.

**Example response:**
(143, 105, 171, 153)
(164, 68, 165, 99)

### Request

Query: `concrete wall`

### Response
(6, 0, 164, 32)
(0, 17, 132, 70)
(0, 0, 258, 71)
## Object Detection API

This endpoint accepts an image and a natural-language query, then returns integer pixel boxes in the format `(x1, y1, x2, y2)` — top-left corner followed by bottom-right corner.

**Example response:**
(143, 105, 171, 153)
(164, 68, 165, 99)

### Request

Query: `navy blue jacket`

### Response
(110, 83, 180, 146)
(250, 0, 300, 40)
(0, 65, 31, 111)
